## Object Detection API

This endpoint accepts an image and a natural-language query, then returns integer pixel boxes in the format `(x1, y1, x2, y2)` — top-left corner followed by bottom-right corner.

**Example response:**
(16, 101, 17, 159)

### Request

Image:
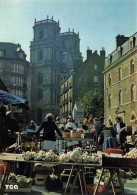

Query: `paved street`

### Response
(4, 179, 137, 195)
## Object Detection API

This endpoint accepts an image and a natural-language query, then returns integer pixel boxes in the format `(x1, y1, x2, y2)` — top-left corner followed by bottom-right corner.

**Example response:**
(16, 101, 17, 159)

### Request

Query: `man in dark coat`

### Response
(95, 116, 105, 145)
(114, 117, 126, 136)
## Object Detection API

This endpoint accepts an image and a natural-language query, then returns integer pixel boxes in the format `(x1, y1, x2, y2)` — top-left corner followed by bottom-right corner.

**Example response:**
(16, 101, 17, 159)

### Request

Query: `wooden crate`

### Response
(4, 182, 32, 193)
(5, 187, 32, 193)
(35, 174, 48, 185)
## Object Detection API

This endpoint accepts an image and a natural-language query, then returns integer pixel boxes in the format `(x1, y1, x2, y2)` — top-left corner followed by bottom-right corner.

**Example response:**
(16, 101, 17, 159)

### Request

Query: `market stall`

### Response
(0, 151, 101, 195)
(1, 147, 137, 195)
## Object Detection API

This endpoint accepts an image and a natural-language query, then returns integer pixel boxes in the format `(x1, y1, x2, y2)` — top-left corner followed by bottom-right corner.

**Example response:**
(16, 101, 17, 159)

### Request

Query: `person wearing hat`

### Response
(119, 126, 132, 152)
(36, 113, 62, 151)
(95, 116, 105, 145)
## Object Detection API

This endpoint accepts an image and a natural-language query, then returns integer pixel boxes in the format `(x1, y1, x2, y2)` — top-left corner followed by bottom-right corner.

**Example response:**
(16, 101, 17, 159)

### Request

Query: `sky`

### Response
(0, 0, 137, 61)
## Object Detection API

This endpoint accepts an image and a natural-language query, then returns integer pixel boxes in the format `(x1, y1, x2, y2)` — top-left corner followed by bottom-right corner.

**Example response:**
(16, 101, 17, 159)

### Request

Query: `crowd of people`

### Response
(27, 114, 134, 153)
(0, 105, 135, 154)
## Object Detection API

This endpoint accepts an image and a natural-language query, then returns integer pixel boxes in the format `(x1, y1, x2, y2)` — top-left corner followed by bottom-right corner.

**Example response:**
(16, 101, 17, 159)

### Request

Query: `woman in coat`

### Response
(36, 113, 62, 151)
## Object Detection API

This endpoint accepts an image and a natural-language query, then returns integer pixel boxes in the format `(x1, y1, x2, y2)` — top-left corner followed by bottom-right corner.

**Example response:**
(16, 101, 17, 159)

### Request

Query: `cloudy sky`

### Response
(0, 0, 136, 61)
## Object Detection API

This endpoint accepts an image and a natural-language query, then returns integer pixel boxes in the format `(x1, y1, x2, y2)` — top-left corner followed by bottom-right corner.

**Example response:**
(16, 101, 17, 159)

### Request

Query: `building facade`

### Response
(0, 42, 29, 99)
(60, 48, 105, 119)
(104, 33, 137, 130)
(29, 17, 82, 122)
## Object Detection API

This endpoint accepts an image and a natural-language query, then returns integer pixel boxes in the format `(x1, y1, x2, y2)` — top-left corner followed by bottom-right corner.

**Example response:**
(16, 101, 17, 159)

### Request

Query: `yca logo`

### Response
(5, 185, 18, 189)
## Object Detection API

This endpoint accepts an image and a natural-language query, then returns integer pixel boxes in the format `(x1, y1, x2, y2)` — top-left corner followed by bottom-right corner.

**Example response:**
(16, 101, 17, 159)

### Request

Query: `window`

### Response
(38, 89, 43, 99)
(94, 75, 98, 83)
(38, 50, 43, 61)
(94, 64, 98, 70)
(130, 60, 134, 74)
(108, 73, 111, 86)
(131, 84, 135, 101)
(0, 49, 4, 57)
(38, 73, 43, 85)
(131, 115, 136, 120)
(108, 94, 112, 108)
(118, 47, 123, 58)
(94, 88, 98, 93)
(130, 41, 132, 49)
(133, 37, 136, 48)
(118, 67, 122, 81)
(119, 90, 122, 105)
(39, 30, 44, 40)
(108, 55, 112, 65)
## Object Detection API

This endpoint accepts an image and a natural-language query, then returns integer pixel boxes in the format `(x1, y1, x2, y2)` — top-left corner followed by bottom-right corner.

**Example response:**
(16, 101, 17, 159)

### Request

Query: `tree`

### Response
(80, 91, 104, 118)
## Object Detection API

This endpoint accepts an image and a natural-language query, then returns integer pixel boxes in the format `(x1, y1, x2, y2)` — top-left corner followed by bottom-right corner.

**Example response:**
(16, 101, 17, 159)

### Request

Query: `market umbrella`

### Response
(0, 89, 28, 108)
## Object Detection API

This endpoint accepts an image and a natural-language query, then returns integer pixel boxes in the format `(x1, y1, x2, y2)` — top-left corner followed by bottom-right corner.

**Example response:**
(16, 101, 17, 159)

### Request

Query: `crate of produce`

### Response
(87, 184, 104, 195)
(35, 173, 48, 185)
(70, 130, 81, 138)
(106, 148, 124, 156)
(35, 163, 53, 173)
(62, 131, 70, 138)
(5, 173, 32, 192)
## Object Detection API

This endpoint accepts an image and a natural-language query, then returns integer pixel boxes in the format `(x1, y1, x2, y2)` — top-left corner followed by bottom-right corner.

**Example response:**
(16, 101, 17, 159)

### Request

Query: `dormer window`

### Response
(129, 36, 136, 50)
(108, 54, 112, 65)
(118, 46, 123, 58)
(0, 49, 5, 57)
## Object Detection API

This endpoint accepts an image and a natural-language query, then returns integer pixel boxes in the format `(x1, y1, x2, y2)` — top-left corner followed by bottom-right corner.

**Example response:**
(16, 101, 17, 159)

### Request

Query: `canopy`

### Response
(0, 89, 28, 108)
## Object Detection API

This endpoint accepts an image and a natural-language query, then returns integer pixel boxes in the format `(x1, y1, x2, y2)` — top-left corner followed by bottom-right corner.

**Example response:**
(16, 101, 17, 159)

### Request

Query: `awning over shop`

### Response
(0, 89, 28, 108)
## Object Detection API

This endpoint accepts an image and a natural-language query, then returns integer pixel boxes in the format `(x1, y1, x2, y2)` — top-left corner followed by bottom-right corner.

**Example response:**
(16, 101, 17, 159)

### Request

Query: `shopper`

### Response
(36, 113, 62, 151)
(98, 125, 117, 152)
(65, 118, 77, 130)
(95, 116, 105, 145)
(29, 120, 36, 131)
(114, 117, 126, 136)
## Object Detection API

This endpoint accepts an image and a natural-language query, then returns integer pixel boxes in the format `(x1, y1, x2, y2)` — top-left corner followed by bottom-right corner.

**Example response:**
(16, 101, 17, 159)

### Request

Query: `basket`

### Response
(70, 131, 81, 138)
(62, 131, 70, 138)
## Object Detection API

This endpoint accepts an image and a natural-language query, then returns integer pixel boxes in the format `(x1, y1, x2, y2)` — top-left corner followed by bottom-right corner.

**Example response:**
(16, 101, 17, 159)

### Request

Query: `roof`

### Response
(0, 42, 26, 60)
(0, 78, 8, 92)
(105, 32, 137, 69)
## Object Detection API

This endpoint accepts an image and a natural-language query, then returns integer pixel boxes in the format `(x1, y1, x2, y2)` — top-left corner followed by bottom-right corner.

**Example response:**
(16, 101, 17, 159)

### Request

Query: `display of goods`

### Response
(22, 150, 59, 161)
(106, 148, 124, 156)
(59, 147, 100, 163)
(70, 130, 81, 138)
(87, 184, 104, 195)
(123, 148, 137, 159)
(62, 131, 70, 138)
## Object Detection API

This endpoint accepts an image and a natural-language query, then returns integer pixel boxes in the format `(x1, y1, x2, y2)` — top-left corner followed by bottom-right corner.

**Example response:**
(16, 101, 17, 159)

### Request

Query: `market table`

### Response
(93, 156, 137, 195)
(0, 153, 101, 195)
(9, 134, 94, 153)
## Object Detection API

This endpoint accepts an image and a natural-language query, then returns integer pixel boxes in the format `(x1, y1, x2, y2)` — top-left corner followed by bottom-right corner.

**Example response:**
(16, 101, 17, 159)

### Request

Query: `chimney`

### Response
(116, 35, 129, 48)
(100, 47, 105, 59)
(87, 49, 92, 59)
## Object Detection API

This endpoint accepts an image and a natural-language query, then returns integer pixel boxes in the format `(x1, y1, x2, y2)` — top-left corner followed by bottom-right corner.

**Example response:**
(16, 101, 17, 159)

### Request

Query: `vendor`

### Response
(98, 125, 117, 152)
(119, 126, 132, 152)
(36, 113, 62, 151)
(65, 119, 77, 130)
